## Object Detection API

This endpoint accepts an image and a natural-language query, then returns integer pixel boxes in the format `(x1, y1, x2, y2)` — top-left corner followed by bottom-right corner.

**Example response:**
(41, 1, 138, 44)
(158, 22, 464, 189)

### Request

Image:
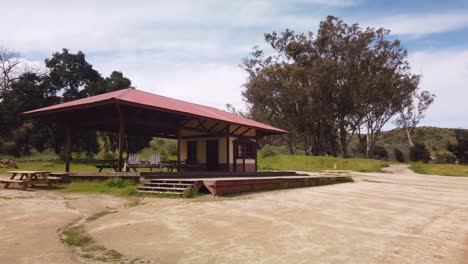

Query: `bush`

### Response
(99, 151, 116, 160)
(2, 141, 18, 156)
(103, 178, 135, 188)
(260, 144, 276, 158)
(410, 143, 431, 163)
(433, 151, 457, 164)
(182, 187, 198, 198)
(393, 148, 405, 162)
(159, 149, 169, 161)
(372, 145, 388, 160)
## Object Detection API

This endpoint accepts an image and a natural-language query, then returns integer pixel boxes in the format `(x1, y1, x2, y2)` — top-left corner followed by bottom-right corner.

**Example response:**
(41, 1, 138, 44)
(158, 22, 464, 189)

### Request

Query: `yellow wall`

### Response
(180, 140, 187, 160)
(179, 136, 241, 164)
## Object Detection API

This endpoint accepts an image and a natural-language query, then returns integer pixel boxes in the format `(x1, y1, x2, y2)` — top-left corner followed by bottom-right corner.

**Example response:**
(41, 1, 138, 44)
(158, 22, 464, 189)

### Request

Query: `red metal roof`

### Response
(21, 88, 286, 134)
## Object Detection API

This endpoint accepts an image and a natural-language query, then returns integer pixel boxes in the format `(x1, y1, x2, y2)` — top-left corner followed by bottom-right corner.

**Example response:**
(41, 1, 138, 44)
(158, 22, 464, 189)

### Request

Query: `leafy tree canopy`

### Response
(242, 16, 424, 158)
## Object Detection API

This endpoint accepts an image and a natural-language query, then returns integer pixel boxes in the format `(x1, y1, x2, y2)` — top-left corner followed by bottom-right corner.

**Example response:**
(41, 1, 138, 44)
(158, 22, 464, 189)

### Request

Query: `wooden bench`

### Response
(1, 171, 55, 190)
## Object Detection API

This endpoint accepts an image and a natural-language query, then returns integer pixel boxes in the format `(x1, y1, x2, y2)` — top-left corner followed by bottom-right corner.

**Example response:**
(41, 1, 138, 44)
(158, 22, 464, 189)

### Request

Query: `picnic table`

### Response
(95, 160, 119, 172)
(0, 170, 56, 189)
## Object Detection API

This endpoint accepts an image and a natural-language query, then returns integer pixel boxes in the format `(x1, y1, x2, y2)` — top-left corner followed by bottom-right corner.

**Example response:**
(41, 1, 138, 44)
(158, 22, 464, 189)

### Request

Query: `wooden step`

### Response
(138, 190, 182, 195)
(138, 179, 197, 195)
(147, 180, 196, 184)
(138, 186, 186, 191)
(143, 183, 193, 187)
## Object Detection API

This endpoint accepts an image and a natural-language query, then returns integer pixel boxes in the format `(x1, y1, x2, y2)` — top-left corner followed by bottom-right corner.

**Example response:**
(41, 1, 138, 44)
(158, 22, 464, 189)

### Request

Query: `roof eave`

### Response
(19, 98, 119, 119)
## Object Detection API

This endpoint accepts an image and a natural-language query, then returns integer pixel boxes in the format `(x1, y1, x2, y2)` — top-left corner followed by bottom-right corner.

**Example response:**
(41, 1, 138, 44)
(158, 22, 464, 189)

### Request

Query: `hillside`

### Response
(375, 126, 461, 162)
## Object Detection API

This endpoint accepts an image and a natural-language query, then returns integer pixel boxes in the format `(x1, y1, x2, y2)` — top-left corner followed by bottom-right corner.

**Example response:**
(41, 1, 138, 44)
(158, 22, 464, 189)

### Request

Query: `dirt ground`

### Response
(1, 165, 468, 264)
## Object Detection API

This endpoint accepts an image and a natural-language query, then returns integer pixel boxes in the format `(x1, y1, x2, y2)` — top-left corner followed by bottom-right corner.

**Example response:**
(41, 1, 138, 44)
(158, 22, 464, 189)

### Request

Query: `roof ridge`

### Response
(118, 88, 267, 125)
(126, 88, 231, 112)
(113, 88, 134, 99)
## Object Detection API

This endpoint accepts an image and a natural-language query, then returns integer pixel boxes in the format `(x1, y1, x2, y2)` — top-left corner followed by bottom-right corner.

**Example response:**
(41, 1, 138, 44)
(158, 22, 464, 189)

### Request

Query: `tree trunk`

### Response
(405, 127, 415, 147)
(286, 140, 295, 155)
(339, 126, 349, 158)
(304, 135, 313, 155)
(366, 127, 371, 158)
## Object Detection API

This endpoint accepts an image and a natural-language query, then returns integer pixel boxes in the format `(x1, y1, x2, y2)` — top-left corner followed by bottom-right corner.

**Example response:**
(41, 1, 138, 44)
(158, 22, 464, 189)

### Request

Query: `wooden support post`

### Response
(226, 125, 230, 172)
(117, 105, 125, 172)
(254, 142, 258, 172)
(118, 119, 125, 172)
(233, 143, 237, 172)
(65, 126, 71, 173)
(242, 143, 246, 172)
(177, 132, 181, 172)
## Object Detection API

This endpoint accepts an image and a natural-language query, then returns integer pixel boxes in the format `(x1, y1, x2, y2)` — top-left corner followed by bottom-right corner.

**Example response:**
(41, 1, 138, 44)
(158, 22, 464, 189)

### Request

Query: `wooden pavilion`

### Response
(20, 88, 286, 173)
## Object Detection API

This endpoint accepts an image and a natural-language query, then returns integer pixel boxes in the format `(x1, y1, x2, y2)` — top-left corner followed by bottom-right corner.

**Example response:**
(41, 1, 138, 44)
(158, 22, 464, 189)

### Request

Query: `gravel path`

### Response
(1, 165, 467, 263)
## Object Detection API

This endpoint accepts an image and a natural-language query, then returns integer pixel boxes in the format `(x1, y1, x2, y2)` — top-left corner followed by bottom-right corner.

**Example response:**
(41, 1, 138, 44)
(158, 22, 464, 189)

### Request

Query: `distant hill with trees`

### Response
(368, 127, 466, 163)
(265, 127, 467, 164)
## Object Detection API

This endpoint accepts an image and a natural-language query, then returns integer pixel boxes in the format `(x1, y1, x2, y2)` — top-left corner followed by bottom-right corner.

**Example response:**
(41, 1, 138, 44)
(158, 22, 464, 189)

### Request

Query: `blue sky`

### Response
(2, 0, 468, 129)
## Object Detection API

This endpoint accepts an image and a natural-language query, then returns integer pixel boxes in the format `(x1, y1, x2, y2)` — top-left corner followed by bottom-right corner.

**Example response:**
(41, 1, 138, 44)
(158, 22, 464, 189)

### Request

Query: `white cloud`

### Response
(2, 1, 468, 128)
(367, 12, 468, 37)
(409, 49, 468, 128)
(297, 0, 361, 7)
(91, 52, 248, 111)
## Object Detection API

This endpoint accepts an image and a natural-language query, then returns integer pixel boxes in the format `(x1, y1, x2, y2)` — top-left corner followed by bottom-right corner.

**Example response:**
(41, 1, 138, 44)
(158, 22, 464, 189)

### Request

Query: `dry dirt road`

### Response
(1, 165, 468, 264)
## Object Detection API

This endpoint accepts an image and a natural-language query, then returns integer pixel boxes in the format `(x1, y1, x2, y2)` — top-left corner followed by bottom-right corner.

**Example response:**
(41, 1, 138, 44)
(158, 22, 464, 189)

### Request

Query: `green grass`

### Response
(63, 225, 126, 263)
(105, 249, 123, 261)
(62, 181, 137, 196)
(86, 210, 117, 221)
(258, 154, 389, 173)
(63, 226, 92, 247)
(0, 160, 98, 174)
(410, 162, 468, 177)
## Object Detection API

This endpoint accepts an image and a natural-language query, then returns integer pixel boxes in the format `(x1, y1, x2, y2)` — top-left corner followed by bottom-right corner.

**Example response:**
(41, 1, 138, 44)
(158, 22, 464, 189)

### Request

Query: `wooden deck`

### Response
(51, 171, 350, 196)
(139, 173, 350, 196)
(140, 171, 301, 179)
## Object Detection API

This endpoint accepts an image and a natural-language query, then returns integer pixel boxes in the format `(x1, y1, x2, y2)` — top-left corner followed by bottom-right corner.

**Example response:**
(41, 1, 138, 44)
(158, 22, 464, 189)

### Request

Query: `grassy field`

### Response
(258, 154, 389, 172)
(410, 162, 468, 177)
(0, 160, 98, 174)
(62, 181, 138, 196)
(3, 153, 468, 177)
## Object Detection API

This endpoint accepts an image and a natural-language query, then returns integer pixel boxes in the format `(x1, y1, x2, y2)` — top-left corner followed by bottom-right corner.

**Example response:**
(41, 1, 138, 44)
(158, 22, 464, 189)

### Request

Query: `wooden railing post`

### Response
(177, 132, 181, 172)
(117, 105, 125, 172)
(65, 125, 71, 172)
(226, 125, 230, 172)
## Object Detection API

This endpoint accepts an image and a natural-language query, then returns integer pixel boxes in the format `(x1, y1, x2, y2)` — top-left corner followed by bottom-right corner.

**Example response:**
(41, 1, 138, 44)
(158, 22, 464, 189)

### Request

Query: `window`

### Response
(187, 141, 197, 162)
(234, 142, 256, 159)
(245, 143, 255, 159)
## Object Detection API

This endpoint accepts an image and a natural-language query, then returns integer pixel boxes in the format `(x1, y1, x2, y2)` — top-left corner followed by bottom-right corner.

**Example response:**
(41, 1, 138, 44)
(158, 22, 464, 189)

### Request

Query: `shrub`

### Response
(159, 149, 169, 161)
(103, 178, 135, 188)
(410, 143, 431, 163)
(433, 151, 457, 164)
(260, 144, 276, 158)
(100, 152, 116, 160)
(393, 148, 405, 162)
(372, 145, 388, 160)
(182, 187, 198, 198)
(2, 141, 18, 156)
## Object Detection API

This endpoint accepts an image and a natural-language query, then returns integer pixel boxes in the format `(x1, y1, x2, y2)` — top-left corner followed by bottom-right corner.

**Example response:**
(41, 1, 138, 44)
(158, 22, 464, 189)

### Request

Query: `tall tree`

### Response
(242, 16, 422, 158)
(0, 72, 58, 155)
(45, 48, 103, 100)
(0, 47, 22, 99)
(0, 47, 138, 157)
(356, 31, 420, 158)
(395, 90, 435, 147)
